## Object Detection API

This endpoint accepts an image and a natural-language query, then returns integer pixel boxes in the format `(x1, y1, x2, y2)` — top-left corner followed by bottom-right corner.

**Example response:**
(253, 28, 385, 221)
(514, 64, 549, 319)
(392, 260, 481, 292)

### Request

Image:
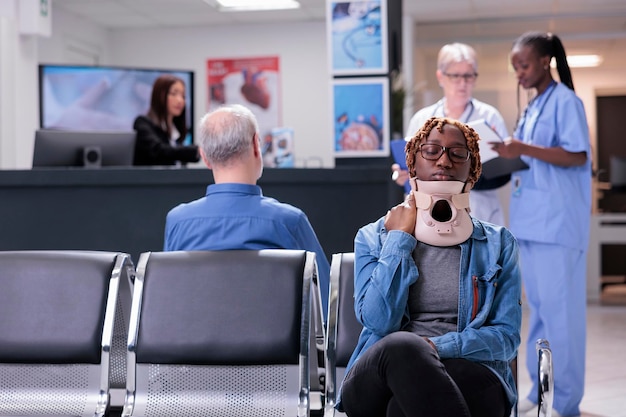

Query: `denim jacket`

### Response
(337, 216, 522, 410)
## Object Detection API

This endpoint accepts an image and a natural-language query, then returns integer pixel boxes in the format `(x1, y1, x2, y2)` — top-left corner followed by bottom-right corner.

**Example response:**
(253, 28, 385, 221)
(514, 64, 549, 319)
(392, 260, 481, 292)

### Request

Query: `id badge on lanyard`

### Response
(512, 175, 522, 197)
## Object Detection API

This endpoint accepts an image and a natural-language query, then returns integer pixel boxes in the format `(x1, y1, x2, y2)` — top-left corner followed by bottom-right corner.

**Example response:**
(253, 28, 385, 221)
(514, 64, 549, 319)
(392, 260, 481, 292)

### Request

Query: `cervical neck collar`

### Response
(412, 180, 473, 247)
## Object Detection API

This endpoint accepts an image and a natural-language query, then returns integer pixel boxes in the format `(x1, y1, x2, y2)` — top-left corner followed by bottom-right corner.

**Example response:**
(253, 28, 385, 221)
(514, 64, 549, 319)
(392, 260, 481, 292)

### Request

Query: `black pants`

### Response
(341, 332, 509, 417)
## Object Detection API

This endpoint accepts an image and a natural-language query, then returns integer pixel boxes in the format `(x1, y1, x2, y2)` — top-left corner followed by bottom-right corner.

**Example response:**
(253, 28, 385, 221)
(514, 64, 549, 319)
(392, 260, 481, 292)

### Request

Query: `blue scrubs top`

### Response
(509, 82, 591, 251)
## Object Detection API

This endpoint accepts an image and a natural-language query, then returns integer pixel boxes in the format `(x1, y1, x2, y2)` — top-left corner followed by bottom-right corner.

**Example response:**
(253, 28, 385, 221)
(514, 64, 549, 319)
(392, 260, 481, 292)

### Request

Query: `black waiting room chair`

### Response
(0, 250, 133, 417)
(324, 252, 361, 417)
(122, 249, 320, 417)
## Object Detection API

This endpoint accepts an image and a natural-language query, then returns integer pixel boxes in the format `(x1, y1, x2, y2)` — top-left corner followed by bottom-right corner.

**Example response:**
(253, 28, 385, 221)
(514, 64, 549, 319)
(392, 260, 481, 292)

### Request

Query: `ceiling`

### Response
(52, 0, 626, 31)
(52, 0, 626, 65)
(52, 0, 327, 28)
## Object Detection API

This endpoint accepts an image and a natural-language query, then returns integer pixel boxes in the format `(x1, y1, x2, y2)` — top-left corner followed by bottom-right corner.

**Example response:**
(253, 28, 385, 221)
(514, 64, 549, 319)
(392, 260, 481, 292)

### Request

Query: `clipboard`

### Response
(468, 119, 529, 179)
(390, 139, 408, 169)
(390, 139, 411, 193)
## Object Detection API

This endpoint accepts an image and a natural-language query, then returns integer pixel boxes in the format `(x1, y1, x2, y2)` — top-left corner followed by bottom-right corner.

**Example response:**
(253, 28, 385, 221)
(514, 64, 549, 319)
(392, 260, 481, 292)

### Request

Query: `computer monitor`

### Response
(32, 129, 136, 168)
(610, 156, 626, 192)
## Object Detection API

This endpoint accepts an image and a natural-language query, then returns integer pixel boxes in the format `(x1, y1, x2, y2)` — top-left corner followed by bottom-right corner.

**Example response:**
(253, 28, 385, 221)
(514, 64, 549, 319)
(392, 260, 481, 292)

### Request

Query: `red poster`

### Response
(207, 56, 281, 143)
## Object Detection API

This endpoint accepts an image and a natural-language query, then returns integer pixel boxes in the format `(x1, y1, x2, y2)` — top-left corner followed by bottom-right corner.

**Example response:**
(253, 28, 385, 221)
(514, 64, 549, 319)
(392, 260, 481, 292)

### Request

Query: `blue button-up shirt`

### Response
(164, 182, 331, 315)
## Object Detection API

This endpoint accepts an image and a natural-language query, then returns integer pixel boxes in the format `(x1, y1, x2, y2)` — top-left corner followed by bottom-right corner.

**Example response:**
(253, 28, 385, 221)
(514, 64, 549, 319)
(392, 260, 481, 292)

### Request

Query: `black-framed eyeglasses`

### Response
(443, 72, 478, 83)
(419, 144, 470, 163)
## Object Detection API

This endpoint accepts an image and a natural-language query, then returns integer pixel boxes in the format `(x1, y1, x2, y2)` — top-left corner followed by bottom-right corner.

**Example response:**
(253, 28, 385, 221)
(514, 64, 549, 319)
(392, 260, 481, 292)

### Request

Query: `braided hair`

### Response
(405, 117, 482, 186)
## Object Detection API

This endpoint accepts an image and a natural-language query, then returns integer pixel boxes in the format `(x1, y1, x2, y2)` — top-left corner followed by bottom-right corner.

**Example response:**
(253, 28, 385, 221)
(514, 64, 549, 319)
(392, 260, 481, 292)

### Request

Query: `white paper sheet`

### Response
(467, 119, 502, 164)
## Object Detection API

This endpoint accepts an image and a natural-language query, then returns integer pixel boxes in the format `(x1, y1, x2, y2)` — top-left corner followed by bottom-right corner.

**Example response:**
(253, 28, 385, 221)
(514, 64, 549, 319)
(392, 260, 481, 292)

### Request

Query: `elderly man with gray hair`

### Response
(163, 104, 331, 315)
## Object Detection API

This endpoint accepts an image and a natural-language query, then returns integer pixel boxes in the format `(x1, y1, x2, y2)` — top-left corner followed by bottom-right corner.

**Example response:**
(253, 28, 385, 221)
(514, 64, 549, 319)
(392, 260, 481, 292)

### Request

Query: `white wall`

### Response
(38, 6, 111, 65)
(1, 6, 333, 169)
(106, 21, 333, 168)
(0, 19, 39, 169)
(0, 5, 111, 169)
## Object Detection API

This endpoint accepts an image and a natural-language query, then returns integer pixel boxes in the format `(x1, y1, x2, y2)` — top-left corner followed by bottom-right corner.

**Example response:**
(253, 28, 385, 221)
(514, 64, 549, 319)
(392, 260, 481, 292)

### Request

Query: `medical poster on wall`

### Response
(263, 127, 295, 168)
(332, 77, 389, 158)
(207, 56, 282, 164)
(326, 0, 388, 75)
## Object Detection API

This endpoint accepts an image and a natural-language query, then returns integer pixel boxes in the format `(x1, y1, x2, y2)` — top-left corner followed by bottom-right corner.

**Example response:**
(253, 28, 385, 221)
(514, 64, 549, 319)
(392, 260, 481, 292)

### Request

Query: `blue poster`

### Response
(328, 0, 388, 75)
(333, 78, 389, 157)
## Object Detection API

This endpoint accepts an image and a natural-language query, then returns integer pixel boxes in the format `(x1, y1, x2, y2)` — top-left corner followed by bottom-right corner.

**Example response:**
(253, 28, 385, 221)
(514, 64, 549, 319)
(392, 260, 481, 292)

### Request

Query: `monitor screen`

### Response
(610, 156, 626, 191)
(32, 129, 136, 168)
(38, 64, 195, 144)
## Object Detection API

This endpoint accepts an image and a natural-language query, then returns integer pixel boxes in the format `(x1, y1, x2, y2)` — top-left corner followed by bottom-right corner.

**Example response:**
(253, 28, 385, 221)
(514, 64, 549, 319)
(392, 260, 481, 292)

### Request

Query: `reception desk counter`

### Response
(0, 167, 399, 263)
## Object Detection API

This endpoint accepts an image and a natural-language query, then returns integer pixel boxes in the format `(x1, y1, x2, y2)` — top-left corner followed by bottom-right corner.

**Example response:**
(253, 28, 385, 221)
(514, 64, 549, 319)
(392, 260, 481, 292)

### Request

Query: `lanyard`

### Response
(515, 81, 557, 142)
(432, 99, 475, 123)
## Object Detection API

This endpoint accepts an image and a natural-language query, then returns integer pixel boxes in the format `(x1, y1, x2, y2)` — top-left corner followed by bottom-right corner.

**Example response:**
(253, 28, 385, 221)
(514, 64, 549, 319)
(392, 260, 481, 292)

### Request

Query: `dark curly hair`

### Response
(405, 116, 482, 186)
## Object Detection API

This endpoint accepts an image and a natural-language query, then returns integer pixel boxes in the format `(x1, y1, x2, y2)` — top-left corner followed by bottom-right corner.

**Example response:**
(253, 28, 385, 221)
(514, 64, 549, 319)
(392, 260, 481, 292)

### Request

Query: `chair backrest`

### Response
(325, 252, 362, 416)
(123, 249, 316, 417)
(0, 250, 132, 417)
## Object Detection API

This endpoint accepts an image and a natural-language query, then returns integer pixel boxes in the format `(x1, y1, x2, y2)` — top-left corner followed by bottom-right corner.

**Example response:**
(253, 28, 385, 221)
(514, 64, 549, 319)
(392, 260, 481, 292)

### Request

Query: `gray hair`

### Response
(437, 43, 478, 73)
(198, 104, 260, 165)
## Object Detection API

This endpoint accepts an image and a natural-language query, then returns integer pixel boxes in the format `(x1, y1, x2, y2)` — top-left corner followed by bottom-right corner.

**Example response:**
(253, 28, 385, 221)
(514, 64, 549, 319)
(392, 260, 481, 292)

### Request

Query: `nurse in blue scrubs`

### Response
(492, 31, 591, 417)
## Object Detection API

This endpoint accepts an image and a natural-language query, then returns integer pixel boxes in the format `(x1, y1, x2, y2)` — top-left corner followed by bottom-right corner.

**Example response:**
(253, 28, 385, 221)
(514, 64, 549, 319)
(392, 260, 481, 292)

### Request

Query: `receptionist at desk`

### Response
(133, 74, 200, 166)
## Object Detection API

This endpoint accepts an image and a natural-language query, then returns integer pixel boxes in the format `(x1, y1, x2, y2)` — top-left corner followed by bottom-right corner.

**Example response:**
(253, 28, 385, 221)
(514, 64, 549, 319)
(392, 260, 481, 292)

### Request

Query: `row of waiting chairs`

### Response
(0, 249, 551, 417)
(0, 249, 328, 417)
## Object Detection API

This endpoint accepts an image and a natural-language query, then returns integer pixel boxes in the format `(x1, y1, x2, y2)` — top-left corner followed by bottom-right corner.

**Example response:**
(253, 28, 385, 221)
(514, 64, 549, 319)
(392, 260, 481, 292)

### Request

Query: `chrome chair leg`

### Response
(536, 339, 554, 417)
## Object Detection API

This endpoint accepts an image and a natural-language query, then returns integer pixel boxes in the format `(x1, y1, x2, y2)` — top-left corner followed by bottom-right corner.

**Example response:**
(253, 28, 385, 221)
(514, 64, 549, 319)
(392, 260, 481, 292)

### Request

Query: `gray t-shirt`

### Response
(404, 241, 460, 337)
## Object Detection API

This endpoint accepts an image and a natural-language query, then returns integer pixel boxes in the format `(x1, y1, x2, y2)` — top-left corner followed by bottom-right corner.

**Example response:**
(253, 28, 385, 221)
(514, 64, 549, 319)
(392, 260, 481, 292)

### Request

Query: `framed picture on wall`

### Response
(332, 77, 389, 158)
(206, 56, 281, 144)
(326, 0, 388, 75)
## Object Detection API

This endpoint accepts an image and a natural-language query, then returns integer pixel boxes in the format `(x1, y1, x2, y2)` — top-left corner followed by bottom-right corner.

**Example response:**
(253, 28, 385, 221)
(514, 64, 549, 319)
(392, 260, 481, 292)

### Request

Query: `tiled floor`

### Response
(107, 288, 626, 417)
(517, 298, 626, 417)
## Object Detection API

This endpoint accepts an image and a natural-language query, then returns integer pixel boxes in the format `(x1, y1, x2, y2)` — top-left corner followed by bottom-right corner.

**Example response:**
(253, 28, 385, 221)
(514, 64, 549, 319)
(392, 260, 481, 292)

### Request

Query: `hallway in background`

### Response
(517, 303, 626, 417)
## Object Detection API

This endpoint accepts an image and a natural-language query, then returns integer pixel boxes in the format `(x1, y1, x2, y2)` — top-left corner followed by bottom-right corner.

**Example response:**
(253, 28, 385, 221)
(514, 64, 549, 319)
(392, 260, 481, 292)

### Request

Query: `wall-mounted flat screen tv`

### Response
(38, 64, 195, 144)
